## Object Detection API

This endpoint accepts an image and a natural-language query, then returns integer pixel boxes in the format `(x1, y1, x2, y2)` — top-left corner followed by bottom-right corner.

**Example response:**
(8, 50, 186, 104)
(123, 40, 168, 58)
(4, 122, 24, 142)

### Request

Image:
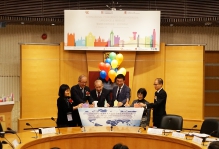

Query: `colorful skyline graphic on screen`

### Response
(64, 10, 160, 51)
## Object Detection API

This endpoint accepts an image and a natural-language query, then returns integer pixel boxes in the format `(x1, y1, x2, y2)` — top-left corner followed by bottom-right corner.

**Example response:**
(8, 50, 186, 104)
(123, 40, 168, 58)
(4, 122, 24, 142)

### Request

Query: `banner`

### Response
(64, 10, 160, 51)
(78, 107, 144, 127)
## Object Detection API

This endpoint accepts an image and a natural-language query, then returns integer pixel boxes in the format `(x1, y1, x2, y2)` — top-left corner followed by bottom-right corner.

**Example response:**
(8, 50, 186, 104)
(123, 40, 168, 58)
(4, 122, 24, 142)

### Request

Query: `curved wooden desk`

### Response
(2, 127, 205, 149)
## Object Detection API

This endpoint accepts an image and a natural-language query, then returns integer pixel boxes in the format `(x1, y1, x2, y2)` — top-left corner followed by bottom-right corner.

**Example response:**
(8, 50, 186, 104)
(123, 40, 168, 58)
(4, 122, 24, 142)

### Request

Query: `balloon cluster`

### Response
(99, 52, 126, 82)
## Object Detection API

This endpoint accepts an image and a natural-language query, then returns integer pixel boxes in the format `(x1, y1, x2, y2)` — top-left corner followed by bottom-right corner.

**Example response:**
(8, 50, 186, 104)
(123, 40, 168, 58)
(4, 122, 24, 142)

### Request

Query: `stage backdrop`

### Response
(64, 10, 160, 51)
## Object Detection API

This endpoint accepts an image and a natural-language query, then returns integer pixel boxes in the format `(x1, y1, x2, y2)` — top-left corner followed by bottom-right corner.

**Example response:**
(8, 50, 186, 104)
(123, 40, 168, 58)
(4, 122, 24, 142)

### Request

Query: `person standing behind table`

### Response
(146, 78, 167, 128)
(112, 74, 131, 107)
(90, 80, 111, 107)
(70, 75, 94, 126)
(125, 88, 151, 128)
(56, 84, 82, 127)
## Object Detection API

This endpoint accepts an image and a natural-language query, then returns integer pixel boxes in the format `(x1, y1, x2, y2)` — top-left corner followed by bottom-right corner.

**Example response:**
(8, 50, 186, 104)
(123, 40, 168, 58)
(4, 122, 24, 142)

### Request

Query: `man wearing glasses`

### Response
(147, 78, 167, 128)
(71, 75, 94, 126)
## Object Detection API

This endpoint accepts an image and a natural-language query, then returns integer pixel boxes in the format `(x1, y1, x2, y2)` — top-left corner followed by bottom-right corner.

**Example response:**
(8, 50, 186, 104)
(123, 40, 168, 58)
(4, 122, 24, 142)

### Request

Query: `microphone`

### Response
(186, 124, 197, 139)
(209, 130, 218, 137)
(110, 126, 113, 132)
(51, 117, 60, 134)
(0, 132, 14, 149)
(26, 123, 38, 138)
(7, 127, 21, 144)
(163, 118, 172, 136)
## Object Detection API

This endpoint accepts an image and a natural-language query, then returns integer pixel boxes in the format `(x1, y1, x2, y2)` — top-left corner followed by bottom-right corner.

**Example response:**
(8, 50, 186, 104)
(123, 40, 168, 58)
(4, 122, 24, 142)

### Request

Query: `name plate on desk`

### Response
(147, 128, 163, 135)
(39, 127, 56, 134)
(172, 132, 185, 139)
(192, 136, 203, 145)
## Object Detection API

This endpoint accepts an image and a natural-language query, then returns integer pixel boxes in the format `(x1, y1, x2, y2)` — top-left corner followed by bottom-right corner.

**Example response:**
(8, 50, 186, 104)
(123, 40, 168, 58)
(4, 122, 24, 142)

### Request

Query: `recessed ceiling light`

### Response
(51, 23, 55, 26)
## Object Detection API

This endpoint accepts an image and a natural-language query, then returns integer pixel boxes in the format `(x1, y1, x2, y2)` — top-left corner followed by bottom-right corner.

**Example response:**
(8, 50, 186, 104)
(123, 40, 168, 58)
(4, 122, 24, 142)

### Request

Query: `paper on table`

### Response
(190, 133, 210, 138)
(206, 138, 219, 142)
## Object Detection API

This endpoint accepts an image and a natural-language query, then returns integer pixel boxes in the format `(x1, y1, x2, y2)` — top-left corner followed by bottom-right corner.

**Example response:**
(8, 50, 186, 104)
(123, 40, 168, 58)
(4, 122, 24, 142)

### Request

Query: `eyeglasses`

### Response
(153, 84, 160, 85)
(80, 81, 87, 84)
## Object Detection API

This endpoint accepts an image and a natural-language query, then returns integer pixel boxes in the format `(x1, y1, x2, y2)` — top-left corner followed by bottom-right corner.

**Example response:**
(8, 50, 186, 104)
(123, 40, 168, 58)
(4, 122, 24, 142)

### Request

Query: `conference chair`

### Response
(200, 119, 219, 137)
(0, 123, 3, 132)
(160, 114, 183, 130)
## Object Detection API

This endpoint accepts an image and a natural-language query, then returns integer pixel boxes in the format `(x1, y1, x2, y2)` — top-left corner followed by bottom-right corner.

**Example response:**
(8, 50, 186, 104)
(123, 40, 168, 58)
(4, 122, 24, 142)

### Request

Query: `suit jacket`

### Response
(147, 88, 167, 127)
(70, 84, 93, 105)
(90, 88, 111, 107)
(56, 96, 75, 127)
(112, 84, 131, 106)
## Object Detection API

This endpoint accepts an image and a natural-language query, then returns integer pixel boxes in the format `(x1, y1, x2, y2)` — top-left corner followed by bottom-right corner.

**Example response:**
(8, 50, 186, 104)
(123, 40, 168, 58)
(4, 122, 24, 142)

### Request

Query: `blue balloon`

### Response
(114, 68, 118, 72)
(100, 70, 107, 79)
(105, 58, 111, 64)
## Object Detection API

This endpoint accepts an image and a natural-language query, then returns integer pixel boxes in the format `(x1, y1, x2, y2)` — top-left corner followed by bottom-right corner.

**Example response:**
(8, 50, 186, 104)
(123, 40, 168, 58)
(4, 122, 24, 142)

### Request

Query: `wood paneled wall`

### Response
(205, 52, 219, 118)
(19, 43, 204, 131)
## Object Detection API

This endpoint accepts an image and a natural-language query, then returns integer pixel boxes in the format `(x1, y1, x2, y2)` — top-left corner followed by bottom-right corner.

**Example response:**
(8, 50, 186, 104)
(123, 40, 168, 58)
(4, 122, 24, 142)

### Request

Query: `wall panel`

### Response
(20, 45, 60, 119)
(165, 46, 204, 123)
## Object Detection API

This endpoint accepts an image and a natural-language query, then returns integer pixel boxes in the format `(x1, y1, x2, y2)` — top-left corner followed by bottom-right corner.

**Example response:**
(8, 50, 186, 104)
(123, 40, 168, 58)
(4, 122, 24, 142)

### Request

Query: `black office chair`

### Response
(0, 123, 3, 132)
(200, 119, 219, 137)
(160, 114, 183, 130)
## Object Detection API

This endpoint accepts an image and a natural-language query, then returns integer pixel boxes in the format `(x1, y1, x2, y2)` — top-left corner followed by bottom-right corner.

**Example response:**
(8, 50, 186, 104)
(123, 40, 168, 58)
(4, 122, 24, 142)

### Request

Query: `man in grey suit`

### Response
(112, 74, 131, 107)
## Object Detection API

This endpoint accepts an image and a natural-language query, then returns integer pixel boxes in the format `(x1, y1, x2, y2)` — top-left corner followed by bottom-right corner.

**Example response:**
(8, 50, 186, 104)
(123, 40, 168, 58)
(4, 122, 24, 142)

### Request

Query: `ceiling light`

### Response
(21, 22, 24, 25)
(51, 23, 55, 26)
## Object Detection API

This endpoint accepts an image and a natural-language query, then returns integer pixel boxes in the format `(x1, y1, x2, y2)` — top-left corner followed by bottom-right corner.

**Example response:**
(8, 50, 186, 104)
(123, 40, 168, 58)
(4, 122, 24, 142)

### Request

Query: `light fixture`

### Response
(51, 23, 55, 26)
(21, 22, 24, 25)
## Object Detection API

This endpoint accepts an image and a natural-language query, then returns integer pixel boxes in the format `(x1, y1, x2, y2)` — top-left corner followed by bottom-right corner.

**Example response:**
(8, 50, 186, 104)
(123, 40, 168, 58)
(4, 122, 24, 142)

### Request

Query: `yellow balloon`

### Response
(119, 67, 126, 76)
(111, 59, 118, 69)
(117, 70, 122, 75)
(108, 70, 117, 82)
(116, 53, 124, 65)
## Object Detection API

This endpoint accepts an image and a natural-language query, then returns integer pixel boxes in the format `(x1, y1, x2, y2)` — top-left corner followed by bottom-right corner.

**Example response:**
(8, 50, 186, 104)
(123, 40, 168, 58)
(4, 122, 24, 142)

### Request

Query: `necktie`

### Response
(97, 92, 100, 99)
(82, 88, 84, 98)
(116, 87, 121, 99)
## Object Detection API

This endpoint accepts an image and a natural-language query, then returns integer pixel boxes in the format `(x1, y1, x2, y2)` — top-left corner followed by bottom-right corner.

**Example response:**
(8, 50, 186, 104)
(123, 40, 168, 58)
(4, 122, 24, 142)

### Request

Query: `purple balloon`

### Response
(100, 70, 107, 79)
(105, 58, 111, 64)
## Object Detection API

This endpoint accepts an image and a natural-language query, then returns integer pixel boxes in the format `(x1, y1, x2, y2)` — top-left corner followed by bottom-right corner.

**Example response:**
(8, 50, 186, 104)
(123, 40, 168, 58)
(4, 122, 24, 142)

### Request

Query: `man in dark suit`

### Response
(112, 74, 131, 107)
(147, 78, 167, 128)
(71, 75, 94, 126)
(90, 80, 111, 107)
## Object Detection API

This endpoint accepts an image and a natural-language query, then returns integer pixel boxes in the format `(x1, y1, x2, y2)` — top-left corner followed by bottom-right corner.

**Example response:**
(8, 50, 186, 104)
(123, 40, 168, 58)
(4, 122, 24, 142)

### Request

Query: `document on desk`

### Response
(147, 128, 163, 135)
(190, 133, 210, 138)
(206, 138, 219, 142)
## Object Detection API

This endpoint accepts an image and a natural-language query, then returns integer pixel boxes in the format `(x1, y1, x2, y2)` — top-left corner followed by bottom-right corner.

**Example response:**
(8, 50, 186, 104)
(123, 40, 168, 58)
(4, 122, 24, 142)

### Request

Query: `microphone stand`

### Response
(0, 132, 14, 149)
(7, 128, 21, 144)
(186, 125, 197, 140)
(26, 123, 38, 138)
(51, 117, 61, 134)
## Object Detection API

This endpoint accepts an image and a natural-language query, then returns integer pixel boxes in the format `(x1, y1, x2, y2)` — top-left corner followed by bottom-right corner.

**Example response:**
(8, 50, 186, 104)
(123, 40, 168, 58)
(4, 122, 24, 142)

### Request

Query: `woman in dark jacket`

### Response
(57, 84, 82, 127)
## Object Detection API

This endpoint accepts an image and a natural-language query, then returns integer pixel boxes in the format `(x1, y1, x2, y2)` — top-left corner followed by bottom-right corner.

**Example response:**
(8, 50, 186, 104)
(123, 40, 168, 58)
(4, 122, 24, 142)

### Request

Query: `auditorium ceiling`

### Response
(0, 0, 219, 26)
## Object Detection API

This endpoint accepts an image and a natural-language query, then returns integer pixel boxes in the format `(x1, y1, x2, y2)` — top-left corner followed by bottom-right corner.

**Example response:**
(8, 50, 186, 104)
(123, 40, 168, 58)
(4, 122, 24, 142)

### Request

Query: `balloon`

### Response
(116, 53, 124, 65)
(105, 75, 109, 81)
(105, 58, 111, 64)
(119, 67, 126, 76)
(111, 59, 118, 69)
(100, 70, 107, 79)
(108, 70, 117, 82)
(109, 52, 116, 60)
(104, 63, 111, 73)
(98, 62, 105, 70)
